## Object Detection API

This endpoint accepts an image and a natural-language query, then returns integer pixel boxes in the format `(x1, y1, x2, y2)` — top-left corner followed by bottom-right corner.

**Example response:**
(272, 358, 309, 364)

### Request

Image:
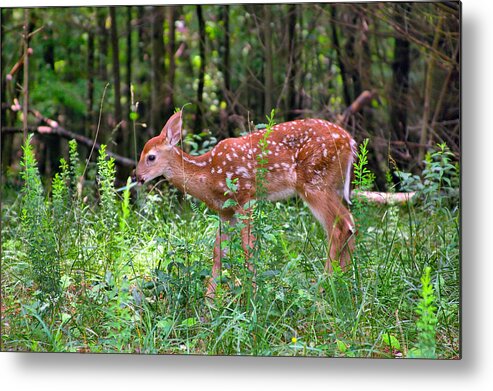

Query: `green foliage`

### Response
(255, 109, 276, 199)
(352, 138, 375, 192)
(20, 135, 61, 297)
(408, 267, 438, 358)
(30, 68, 86, 118)
(97, 144, 117, 228)
(68, 140, 83, 197)
(396, 143, 458, 209)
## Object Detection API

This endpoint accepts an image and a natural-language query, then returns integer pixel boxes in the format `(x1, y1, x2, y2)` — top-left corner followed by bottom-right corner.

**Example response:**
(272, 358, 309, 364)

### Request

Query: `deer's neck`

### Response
(166, 147, 211, 196)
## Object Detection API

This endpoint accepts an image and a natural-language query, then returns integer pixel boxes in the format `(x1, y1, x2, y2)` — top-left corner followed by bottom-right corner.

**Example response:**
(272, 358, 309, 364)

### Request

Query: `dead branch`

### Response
(338, 90, 377, 126)
(2, 123, 136, 168)
(354, 191, 416, 204)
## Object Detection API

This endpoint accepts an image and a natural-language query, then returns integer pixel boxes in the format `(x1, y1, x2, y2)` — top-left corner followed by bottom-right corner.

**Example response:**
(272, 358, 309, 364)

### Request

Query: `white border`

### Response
(2, 0, 493, 390)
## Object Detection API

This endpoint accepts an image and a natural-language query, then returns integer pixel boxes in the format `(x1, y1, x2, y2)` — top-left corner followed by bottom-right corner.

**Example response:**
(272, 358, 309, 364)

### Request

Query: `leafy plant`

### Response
(20, 135, 61, 297)
(408, 266, 438, 358)
(395, 143, 458, 208)
(352, 138, 375, 192)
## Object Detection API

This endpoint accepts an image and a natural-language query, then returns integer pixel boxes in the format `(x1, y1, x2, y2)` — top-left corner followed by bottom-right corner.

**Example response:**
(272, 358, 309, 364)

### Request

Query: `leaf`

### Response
(243, 199, 257, 210)
(61, 313, 71, 325)
(382, 333, 401, 350)
(157, 319, 173, 333)
(336, 339, 347, 353)
(181, 317, 197, 327)
(223, 199, 237, 209)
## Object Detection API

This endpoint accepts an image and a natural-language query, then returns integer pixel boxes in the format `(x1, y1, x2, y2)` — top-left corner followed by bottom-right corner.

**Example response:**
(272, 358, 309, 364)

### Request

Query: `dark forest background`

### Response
(1, 2, 460, 188)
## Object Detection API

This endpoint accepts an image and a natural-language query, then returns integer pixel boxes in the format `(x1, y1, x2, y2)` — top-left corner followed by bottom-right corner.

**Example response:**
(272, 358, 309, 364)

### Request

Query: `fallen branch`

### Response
(354, 191, 416, 205)
(2, 126, 136, 168)
(3, 101, 136, 167)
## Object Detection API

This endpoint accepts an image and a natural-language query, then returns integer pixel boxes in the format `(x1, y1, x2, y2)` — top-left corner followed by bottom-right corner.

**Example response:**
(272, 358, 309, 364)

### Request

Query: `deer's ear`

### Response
(160, 111, 183, 146)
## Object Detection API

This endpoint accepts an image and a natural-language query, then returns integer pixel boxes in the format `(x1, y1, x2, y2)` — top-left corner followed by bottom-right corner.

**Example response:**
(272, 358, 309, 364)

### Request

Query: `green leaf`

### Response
(157, 319, 173, 332)
(336, 339, 347, 353)
(181, 317, 197, 327)
(223, 199, 238, 209)
(382, 333, 401, 350)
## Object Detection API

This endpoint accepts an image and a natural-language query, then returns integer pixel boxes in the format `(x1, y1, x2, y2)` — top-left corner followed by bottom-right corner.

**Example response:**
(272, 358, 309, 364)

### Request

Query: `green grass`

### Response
(0, 138, 460, 358)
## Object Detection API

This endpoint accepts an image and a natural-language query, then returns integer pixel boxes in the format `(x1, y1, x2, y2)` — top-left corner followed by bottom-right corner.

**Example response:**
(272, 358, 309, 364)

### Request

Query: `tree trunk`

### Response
(22, 9, 30, 142)
(109, 7, 123, 128)
(137, 6, 145, 62)
(286, 4, 298, 121)
(263, 5, 274, 115)
(195, 5, 206, 131)
(164, 6, 176, 119)
(330, 6, 351, 108)
(125, 6, 132, 124)
(86, 28, 95, 141)
(222, 5, 231, 97)
(97, 8, 109, 81)
(150, 6, 165, 132)
(42, 27, 55, 70)
(344, 10, 362, 103)
(389, 3, 411, 144)
(1, 8, 12, 171)
(418, 14, 443, 163)
(217, 5, 233, 139)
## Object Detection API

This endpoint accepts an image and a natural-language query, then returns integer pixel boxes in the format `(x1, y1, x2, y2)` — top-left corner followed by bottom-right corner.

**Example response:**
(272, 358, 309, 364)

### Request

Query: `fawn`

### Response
(136, 111, 357, 298)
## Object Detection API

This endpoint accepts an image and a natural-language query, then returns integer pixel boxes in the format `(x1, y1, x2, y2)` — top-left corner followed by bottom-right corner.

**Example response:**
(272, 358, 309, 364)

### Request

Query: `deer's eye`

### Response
(148, 154, 156, 162)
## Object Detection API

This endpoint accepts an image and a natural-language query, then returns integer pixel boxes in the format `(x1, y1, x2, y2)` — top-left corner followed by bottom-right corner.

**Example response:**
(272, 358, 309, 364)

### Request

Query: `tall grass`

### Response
(1, 135, 459, 358)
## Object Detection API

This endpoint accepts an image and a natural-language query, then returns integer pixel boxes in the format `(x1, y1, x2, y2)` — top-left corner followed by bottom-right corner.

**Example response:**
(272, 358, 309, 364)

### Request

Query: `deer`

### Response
(135, 111, 357, 298)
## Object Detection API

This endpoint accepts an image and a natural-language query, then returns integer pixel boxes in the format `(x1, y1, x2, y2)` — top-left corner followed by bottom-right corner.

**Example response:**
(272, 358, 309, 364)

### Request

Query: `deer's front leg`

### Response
(206, 229, 229, 299)
(239, 213, 258, 292)
(206, 214, 235, 299)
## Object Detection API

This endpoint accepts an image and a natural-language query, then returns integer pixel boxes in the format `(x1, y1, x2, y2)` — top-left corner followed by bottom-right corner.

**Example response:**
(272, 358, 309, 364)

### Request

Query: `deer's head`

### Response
(136, 111, 183, 184)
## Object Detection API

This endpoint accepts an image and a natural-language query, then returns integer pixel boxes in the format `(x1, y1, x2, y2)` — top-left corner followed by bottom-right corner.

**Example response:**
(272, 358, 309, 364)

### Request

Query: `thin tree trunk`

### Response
(126, 6, 132, 125)
(330, 6, 351, 108)
(389, 3, 412, 144)
(195, 5, 206, 131)
(164, 6, 176, 119)
(286, 4, 297, 121)
(222, 5, 231, 97)
(22, 9, 30, 142)
(97, 8, 109, 81)
(418, 15, 443, 162)
(86, 28, 95, 141)
(344, 10, 361, 102)
(150, 6, 165, 132)
(1, 8, 11, 171)
(43, 27, 55, 70)
(109, 7, 122, 128)
(137, 6, 144, 61)
(263, 5, 274, 114)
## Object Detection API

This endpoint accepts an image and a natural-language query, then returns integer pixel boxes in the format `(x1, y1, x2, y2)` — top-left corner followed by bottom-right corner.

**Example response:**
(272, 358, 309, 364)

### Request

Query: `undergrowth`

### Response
(1, 134, 460, 358)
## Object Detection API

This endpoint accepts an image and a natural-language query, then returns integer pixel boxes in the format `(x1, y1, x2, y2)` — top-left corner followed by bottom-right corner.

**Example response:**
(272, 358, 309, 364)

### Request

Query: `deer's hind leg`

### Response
(299, 187, 356, 272)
